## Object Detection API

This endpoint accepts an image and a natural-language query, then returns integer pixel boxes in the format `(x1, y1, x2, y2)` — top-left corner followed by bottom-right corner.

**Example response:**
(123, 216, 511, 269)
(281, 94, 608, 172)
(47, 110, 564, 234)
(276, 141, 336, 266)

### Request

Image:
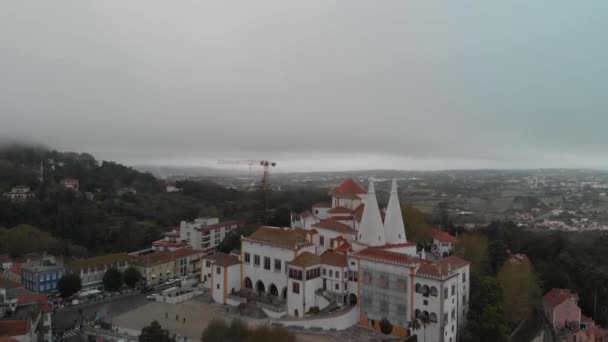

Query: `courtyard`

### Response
(111, 298, 341, 341)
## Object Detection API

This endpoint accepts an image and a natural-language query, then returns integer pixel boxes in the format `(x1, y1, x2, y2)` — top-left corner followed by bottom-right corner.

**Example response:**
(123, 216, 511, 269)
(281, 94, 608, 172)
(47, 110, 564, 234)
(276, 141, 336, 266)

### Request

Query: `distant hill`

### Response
(0, 144, 254, 257)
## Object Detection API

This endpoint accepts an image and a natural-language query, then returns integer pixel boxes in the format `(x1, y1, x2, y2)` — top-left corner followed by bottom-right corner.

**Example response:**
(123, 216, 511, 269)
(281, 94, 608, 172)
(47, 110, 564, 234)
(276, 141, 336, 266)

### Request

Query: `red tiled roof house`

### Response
(543, 288, 582, 330)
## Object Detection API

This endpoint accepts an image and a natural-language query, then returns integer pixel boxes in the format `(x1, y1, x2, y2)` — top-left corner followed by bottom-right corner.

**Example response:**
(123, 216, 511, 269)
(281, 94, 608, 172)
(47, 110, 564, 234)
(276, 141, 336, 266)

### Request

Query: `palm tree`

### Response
(420, 315, 431, 342)
(410, 318, 421, 339)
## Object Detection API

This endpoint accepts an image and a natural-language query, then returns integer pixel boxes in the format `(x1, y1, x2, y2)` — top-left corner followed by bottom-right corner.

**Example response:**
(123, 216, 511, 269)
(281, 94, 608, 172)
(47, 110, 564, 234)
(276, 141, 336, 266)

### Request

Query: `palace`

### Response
(201, 178, 470, 341)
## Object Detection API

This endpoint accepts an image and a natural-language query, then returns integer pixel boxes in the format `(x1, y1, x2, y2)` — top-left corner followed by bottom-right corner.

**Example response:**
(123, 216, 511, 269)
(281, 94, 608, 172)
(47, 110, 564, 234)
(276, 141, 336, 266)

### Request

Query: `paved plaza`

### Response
(111, 298, 362, 341)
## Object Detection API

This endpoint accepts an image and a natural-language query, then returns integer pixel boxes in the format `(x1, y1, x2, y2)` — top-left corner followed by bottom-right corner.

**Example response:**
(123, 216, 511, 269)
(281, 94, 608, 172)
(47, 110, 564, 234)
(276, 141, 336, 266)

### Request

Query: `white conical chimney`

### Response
(384, 179, 407, 244)
(357, 178, 386, 247)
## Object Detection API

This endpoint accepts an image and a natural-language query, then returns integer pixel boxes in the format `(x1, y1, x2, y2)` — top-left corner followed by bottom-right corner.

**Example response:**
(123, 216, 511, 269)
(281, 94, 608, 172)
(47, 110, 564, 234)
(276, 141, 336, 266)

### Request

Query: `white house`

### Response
(430, 228, 458, 258)
(3, 186, 35, 202)
(166, 183, 181, 193)
(201, 253, 241, 304)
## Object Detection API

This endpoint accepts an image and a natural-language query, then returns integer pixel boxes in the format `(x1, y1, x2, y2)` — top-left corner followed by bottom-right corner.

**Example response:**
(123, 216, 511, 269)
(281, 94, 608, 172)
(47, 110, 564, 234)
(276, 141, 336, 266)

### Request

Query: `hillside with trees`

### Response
(0, 145, 328, 257)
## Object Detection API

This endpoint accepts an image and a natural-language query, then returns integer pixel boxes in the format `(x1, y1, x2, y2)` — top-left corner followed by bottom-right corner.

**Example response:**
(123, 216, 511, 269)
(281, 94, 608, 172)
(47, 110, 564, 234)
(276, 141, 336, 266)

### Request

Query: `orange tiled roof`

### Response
(312, 219, 357, 234)
(16, 293, 50, 312)
(152, 240, 188, 248)
(430, 228, 457, 243)
(543, 288, 578, 308)
(354, 247, 420, 267)
(206, 253, 240, 267)
(289, 252, 322, 268)
(0, 321, 27, 337)
(508, 253, 530, 264)
(328, 206, 352, 214)
(334, 242, 351, 254)
(352, 204, 364, 221)
(332, 215, 355, 221)
(332, 179, 366, 196)
(321, 251, 348, 267)
(378, 242, 417, 250)
(416, 256, 470, 279)
(580, 326, 608, 340)
(170, 249, 202, 259)
(245, 226, 311, 249)
(9, 263, 21, 274)
(130, 251, 174, 267)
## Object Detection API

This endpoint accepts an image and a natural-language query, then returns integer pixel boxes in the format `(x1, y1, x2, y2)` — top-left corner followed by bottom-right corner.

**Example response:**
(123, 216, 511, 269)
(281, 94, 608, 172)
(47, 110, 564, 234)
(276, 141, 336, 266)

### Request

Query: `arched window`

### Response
(415, 309, 421, 318)
(415, 283, 421, 293)
(422, 285, 430, 297)
(423, 311, 430, 321)
(430, 287, 438, 297)
(430, 313, 438, 323)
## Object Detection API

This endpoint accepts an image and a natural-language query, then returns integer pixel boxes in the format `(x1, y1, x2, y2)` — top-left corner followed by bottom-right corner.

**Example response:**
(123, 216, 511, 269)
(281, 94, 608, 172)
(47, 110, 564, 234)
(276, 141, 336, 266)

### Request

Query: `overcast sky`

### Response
(1, 1, 607, 171)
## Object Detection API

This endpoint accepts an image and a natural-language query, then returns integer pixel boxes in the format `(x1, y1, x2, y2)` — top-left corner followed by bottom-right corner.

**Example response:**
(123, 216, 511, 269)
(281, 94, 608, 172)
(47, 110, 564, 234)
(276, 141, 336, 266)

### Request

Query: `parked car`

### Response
(146, 294, 158, 300)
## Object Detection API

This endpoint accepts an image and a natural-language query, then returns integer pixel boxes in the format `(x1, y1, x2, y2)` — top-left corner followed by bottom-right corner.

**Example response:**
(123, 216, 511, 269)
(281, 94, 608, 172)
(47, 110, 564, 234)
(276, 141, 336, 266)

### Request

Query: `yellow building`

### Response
(130, 252, 175, 286)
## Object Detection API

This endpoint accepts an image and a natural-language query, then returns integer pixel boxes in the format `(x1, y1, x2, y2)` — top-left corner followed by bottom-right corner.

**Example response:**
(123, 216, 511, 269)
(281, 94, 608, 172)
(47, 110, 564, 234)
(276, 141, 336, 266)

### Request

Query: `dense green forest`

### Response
(0, 145, 326, 257)
(452, 221, 608, 341)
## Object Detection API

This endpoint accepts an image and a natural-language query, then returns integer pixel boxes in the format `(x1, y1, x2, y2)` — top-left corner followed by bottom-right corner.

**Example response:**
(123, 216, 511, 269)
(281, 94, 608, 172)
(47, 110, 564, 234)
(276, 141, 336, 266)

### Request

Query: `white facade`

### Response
(241, 240, 315, 297)
(287, 266, 323, 317)
(312, 206, 331, 220)
(210, 263, 240, 304)
(3, 186, 35, 201)
(313, 227, 354, 255)
(179, 218, 241, 253)
(204, 179, 471, 340)
(432, 239, 454, 258)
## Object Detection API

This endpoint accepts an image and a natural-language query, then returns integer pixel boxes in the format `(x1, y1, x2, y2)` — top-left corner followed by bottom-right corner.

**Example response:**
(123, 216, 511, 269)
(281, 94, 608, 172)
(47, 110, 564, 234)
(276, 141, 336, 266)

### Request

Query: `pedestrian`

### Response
(176, 314, 179, 321)
(165, 312, 168, 319)
(183, 317, 186, 324)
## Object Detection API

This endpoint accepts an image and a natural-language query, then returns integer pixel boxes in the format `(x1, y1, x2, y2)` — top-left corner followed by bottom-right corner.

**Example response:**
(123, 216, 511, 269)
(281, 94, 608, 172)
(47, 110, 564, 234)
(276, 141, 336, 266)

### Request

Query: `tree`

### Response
(267, 207, 292, 227)
(103, 268, 123, 292)
(479, 304, 509, 342)
(123, 266, 142, 288)
(497, 260, 541, 325)
(225, 320, 249, 342)
(454, 233, 489, 275)
(379, 318, 393, 335)
(401, 205, 432, 243)
(488, 240, 508, 274)
(419, 315, 431, 342)
(245, 325, 296, 342)
(139, 320, 175, 342)
(57, 274, 81, 298)
(201, 319, 295, 342)
(198, 206, 221, 218)
(410, 318, 421, 336)
(201, 319, 228, 342)
(434, 201, 452, 229)
(216, 225, 257, 253)
(468, 276, 503, 320)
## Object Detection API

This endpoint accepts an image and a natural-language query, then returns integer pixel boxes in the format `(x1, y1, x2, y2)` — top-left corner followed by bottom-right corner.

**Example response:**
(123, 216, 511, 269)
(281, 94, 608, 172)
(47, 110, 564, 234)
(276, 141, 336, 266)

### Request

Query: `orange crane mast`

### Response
(217, 159, 277, 223)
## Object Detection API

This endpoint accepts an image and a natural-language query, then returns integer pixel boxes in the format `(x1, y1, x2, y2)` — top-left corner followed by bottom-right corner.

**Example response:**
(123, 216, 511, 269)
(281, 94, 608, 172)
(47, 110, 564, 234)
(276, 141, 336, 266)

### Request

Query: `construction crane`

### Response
(218, 160, 277, 224)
